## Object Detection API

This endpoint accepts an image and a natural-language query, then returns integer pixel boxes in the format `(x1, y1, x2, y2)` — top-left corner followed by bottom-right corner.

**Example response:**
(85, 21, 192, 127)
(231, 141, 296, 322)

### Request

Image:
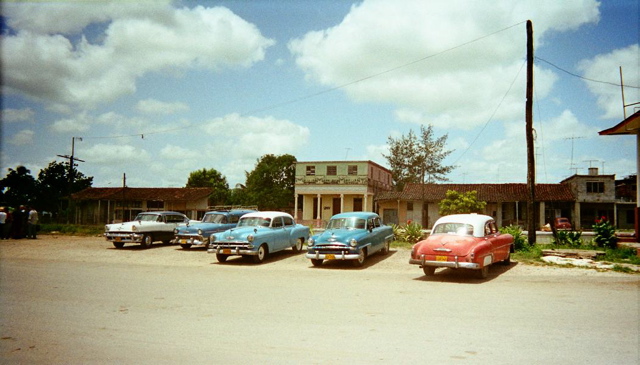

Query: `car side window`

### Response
(157, 216, 164, 222)
(272, 217, 283, 228)
(229, 215, 239, 224)
(283, 216, 294, 226)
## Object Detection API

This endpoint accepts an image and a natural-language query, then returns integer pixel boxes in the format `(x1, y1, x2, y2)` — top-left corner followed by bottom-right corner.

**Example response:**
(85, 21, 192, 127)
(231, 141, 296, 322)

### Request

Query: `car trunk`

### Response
(417, 235, 476, 258)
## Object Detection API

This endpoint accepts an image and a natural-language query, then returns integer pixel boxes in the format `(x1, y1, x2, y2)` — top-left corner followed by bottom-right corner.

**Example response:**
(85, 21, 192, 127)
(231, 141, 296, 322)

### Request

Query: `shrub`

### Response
(391, 221, 424, 243)
(499, 225, 528, 251)
(592, 217, 618, 249)
(552, 230, 583, 247)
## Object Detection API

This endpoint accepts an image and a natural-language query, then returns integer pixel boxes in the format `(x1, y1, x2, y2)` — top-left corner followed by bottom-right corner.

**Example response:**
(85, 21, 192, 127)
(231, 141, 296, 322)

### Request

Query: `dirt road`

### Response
(1, 235, 638, 364)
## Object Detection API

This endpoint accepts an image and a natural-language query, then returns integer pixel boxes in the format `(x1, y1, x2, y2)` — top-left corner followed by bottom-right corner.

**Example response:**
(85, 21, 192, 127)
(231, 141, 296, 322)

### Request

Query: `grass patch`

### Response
(40, 224, 104, 236)
(391, 240, 414, 250)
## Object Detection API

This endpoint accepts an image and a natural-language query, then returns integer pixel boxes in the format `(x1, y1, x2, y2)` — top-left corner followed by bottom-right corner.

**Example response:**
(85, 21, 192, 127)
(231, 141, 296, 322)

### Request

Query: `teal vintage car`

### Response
(173, 209, 256, 249)
(306, 212, 394, 267)
(207, 211, 310, 263)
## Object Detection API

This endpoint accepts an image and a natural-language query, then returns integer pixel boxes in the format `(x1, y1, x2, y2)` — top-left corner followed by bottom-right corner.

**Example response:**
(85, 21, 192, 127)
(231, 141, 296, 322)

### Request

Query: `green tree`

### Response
(438, 190, 486, 216)
(37, 161, 93, 215)
(0, 166, 38, 208)
(383, 125, 455, 191)
(185, 168, 229, 205)
(244, 154, 296, 210)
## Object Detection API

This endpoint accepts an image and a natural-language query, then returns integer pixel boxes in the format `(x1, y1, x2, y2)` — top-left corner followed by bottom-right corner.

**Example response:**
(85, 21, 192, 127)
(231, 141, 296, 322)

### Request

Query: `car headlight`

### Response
(349, 238, 358, 247)
(198, 229, 203, 236)
(174, 228, 179, 234)
(209, 234, 216, 243)
(105, 225, 109, 232)
(308, 237, 315, 246)
(132, 225, 137, 231)
(247, 235, 254, 243)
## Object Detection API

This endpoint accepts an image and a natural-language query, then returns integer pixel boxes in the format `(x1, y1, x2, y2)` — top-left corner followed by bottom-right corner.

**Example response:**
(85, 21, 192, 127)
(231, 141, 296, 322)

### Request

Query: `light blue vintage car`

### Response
(207, 211, 310, 263)
(173, 209, 256, 249)
(306, 212, 394, 267)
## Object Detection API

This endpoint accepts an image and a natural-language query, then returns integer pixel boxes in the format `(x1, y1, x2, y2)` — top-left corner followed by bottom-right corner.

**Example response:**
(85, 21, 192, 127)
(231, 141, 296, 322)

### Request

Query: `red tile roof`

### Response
(71, 187, 213, 201)
(376, 183, 574, 202)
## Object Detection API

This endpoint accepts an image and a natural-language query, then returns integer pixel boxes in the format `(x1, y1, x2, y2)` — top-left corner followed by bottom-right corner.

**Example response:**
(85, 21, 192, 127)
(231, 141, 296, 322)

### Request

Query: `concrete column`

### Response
(574, 202, 581, 230)
(364, 193, 368, 212)
(539, 201, 545, 229)
(294, 194, 299, 220)
(340, 194, 344, 213)
(316, 194, 322, 221)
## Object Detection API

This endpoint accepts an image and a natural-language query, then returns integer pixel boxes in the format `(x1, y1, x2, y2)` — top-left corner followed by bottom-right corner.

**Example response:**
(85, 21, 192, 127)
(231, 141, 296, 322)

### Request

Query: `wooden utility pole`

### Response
(525, 20, 536, 245)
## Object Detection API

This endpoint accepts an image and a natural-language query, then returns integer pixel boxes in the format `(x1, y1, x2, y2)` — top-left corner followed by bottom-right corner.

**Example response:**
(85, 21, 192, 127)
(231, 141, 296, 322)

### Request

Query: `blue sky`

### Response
(1, 0, 638, 189)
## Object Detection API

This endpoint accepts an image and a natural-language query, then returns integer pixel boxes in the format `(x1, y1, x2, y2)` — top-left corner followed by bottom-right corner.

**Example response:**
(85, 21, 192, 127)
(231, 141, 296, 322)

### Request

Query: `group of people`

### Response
(0, 205, 39, 239)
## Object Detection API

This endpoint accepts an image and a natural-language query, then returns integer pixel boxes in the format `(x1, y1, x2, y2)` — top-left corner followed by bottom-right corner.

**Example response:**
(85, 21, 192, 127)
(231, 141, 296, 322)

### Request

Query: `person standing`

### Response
(27, 207, 39, 239)
(0, 207, 6, 239)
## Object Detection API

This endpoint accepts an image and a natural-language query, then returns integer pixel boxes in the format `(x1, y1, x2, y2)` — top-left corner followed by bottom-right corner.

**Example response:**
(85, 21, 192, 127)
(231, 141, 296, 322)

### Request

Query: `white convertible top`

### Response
(432, 214, 494, 238)
(240, 211, 294, 220)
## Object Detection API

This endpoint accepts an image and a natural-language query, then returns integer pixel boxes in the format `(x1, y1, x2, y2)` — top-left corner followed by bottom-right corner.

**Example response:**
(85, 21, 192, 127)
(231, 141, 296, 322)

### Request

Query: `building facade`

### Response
(294, 161, 393, 227)
(71, 187, 213, 224)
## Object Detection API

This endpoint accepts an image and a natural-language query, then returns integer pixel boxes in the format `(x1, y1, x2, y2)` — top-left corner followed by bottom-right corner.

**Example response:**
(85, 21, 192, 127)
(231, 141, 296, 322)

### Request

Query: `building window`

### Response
(407, 202, 413, 211)
(306, 166, 315, 176)
(327, 165, 337, 175)
(348, 165, 358, 175)
(586, 181, 604, 193)
(147, 200, 164, 209)
(353, 198, 363, 211)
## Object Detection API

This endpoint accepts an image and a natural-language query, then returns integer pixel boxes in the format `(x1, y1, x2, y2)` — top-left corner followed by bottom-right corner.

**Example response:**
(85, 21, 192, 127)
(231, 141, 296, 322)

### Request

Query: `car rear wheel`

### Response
(253, 244, 268, 264)
(113, 242, 124, 249)
(311, 259, 323, 267)
(381, 240, 390, 255)
(180, 244, 192, 249)
(352, 249, 366, 267)
(292, 238, 303, 253)
(141, 235, 153, 249)
(216, 253, 229, 262)
(476, 265, 489, 279)
(422, 266, 436, 276)
(502, 252, 511, 265)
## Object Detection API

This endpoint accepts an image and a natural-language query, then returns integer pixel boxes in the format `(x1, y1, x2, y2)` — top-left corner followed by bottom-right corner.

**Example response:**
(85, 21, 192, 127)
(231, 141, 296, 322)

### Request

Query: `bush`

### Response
(391, 221, 424, 243)
(499, 225, 528, 251)
(40, 224, 104, 236)
(552, 230, 583, 247)
(592, 217, 618, 249)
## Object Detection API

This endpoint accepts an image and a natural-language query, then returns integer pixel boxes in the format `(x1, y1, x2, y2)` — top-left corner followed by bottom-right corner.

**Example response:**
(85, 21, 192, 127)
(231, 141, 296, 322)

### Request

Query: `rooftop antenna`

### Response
(344, 147, 351, 160)
(564, 136, 584, 173)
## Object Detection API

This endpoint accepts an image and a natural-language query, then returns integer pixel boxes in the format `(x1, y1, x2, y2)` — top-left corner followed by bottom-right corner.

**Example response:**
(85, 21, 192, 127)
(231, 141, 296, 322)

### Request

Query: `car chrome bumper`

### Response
(104, 232, 143, 243)
(305, 252, 361, 260)
(409, 257, 479, 270)
(207, 245, 256, 255)
(174, 235, 207, 246)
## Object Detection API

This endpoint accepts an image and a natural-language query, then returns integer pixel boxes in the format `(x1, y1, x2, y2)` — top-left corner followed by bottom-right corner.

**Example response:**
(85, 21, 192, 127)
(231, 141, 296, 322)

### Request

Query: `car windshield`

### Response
(326, 217, 366, 230)
(237, 217, 271, 227)
(134, 214, 161, 222)
(202, 213, 226, 224)
(432, 223, 474, 236)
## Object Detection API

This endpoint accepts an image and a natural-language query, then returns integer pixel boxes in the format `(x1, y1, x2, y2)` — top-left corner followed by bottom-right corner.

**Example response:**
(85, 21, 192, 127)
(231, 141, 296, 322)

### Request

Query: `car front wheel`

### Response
(180, 244, 192, 249)
(113, 242, 124, 249)
(311, 259, 323, 267)
(141, 235, 153, 249)
(253, 244, 268, 264)
(216, 253, 229, 263)
(352, 249, 366, 267)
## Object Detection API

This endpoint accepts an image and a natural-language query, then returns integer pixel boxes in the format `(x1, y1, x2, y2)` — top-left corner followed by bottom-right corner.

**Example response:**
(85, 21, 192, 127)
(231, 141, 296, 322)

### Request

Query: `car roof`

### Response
(433, 214, 494, 237)
(205, 210, 255, 215)
(137, 211, 185, 216)
(240, 211, 293, 220)
(330, 212, 379, 219)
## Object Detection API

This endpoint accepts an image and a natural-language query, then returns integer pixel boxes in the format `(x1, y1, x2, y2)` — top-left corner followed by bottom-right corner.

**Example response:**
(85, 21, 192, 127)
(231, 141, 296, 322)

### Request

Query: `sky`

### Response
(1, 0, 639, 189)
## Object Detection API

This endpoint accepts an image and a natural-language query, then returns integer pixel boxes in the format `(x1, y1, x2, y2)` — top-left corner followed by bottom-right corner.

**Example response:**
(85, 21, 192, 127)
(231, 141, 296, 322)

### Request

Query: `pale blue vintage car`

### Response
(207, 211, 310, 263)
(306, 212, 394, 267)
(173, 209, 256, 249)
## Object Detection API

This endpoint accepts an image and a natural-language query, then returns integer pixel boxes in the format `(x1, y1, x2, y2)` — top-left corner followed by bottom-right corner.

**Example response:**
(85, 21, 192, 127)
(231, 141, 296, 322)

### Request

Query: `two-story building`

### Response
(294, 161, 393, 226)
(560, 167, 617, 229)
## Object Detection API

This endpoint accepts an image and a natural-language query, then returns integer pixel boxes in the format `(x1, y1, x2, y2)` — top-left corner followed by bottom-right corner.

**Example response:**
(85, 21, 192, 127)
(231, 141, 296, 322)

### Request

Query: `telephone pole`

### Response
(525, 20, 536, 245)
(57, 137, 85, 223)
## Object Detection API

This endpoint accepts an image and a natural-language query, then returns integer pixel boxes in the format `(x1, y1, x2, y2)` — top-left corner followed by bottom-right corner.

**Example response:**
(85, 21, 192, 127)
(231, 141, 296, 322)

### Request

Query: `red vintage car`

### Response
(409, 214, 513, 279)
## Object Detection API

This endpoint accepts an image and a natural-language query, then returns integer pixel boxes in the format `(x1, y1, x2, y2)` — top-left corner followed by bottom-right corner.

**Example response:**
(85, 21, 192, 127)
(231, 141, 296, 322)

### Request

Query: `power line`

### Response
(535, 56, 640, 89)
(78, 21, 527, 140)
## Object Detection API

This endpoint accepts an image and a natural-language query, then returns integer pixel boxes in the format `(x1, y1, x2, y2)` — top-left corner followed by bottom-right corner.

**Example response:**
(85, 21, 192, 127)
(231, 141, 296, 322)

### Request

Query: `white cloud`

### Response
(2, 108, 35, 123)
(202, 113, 311, 158)
(51, 112, 92, 133)
(160, 145, 200, 160)
(136, 99, 189, 115)
(578, 44, 640, 119)
(81, 143, 150, 164)
(2, 4, 275, 108)
(10, 129, 35, 145)
(289, 0, 600, 129)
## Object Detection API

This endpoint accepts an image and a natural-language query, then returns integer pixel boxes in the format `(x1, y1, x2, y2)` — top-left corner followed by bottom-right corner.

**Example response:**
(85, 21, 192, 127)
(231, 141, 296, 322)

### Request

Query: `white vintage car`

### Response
(104, 211, 192, 249)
